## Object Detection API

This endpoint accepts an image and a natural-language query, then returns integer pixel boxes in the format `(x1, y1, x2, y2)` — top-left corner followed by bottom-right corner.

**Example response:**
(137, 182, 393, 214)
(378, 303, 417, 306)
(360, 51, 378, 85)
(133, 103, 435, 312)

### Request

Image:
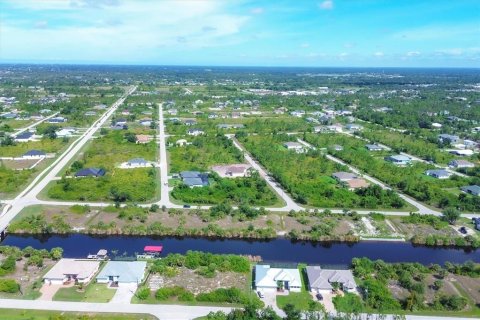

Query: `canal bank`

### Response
(2, 234, 478, 265)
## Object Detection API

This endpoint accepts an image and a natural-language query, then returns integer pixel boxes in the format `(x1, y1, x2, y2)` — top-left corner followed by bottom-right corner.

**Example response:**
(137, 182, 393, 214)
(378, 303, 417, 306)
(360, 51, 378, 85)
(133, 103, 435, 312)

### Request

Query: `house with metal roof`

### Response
(425, 169, 452, 179)
(124, 158, 149, 168)
(283, 142, 305, 153)
(14, 131, 35, 142)
(22, 150, 46, 159)
(365, 144, 384, 151)
(385, 155, 412, 166)
(75, 168, 106, 177)
(255, 264, 302, 292)
(461, 185, 480, 197)
(449, 159, 475, 168)
(180, 171, 209, 187)
(96, 261, 147, 286)
(306, 266, 357, 293)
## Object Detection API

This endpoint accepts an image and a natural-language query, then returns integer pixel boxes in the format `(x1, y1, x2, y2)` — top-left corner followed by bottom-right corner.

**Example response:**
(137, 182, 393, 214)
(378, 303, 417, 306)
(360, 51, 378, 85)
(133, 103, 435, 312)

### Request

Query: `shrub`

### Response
(136, 286, 151, 300)
(333, 292, 364, 313)
(0, 279, 20, 293)
(155, 286, 192, 301)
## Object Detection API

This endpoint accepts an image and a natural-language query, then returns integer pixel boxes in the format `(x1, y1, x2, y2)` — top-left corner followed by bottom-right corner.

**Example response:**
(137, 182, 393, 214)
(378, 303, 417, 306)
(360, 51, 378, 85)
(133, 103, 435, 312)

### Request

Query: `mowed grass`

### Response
(0, 139, 68, 157)
(0, 309, 156, 320)
(53, 283, 116, 302)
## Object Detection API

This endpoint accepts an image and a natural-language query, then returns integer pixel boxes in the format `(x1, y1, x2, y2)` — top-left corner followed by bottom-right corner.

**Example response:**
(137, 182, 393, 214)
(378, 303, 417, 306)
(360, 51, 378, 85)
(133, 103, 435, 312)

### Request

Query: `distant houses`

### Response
(365, 144, 384, 151)
(345, 123, 362, 131)
(448, 159, 475, 169)
(187, 128, 204, 136)
(180, 171, 209, 187)
(22, 150, 46, 159)
(48, 116, 67, 123)
(425, 169, 452, 179)
(332, 172, 357, 182)
(461, 185, 480, 197)
(56, 128, 76, 138)
(75, 168, 106, 178)
(283, 142, 305, 153)
(438, 134, 460, 144)
(332, 171, 369, 190)
(135, 134, 153, 144)
(211, 164, 252, 178)
(124, 158, 150, 168)
(385, 155, 412, 166)
(14, 131, 35, 142)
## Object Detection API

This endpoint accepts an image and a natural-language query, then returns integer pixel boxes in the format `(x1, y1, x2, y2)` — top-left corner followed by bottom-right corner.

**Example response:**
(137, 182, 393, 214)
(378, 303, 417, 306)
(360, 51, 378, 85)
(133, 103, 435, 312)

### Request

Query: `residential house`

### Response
(75, 168, 106, 178)
(345, 178, 370, 190)
(96, 261, 147, 286)
(431, 123, 442, 129)
(14, 131, 35, 142)
(450, 149, 474, 156)
(332, 172, 357, 182)
(217, 124, 245, 129)
(385, 155, 412, 166)
(180, 171, 209, 187)
(461, 185, 480, 197)
(449, 160, 475, 169)
(254, 264, 302, 292)
(43, 259, 100, 285)
(135, 134, 153, 144)
(48, 116, 67, 123)
(425, 169, 452, 179)
(345, 123, 363, 131)
(139, 119, 152, 127)
(114, 118, 127, 126)
(125, 158, 149, 168)
(176, 139, 188, 147)
(326, 124, 343, 133)
(184, 119, 197, 126)
(211, 164, 252, 178)
(56, 128, 76, 138)
(438, 134, 460, 144)
(305, 266, 357, 293)
(290, 110, 305, 117)
(332, 145, 343, 151)
(283, 142, 305, 153)
(187, 128, 204, 136)
(365, 144, 384, 151)
(22, 150, 46, 159)
(84, 111, 97, 116)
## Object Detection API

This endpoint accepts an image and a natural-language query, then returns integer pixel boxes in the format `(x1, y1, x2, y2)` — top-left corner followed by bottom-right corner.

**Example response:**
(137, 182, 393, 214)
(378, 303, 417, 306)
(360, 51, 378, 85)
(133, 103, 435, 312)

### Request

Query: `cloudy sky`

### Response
(1, 0, 479, 67)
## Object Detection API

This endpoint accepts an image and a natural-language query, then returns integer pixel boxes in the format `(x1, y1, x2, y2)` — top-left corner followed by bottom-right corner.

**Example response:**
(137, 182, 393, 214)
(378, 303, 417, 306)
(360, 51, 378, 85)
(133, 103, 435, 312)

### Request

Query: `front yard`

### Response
(53, 283, 116, 302)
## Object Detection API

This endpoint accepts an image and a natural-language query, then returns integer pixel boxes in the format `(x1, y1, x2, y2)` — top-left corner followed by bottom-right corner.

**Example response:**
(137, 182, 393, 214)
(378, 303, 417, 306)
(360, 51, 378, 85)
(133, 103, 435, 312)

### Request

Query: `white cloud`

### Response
(435, 48, 464, 56)
(250, 7, 264, 14)
(0, 1, 250, 62)
(406, 51, 421, 57)
(318, 0, 333, 10)
(374, 51, 384, 57)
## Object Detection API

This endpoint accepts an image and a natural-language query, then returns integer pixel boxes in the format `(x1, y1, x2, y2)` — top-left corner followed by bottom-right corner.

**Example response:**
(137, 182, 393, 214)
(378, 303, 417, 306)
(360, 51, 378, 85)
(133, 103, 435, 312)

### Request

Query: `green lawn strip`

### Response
(53, 283, 116, 302)
(276, 264, 318, 311)
(0, 309, 156, 320)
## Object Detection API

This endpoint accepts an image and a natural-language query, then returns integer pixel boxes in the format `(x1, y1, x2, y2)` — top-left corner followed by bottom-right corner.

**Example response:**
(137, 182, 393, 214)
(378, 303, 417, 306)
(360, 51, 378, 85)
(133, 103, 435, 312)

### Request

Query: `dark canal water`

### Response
(2, 234, 479, 266)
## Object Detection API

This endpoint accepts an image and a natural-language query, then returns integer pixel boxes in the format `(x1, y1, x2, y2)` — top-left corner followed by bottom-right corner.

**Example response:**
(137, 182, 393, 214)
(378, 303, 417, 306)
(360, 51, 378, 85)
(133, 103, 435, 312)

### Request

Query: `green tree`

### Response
(442, 208, 461, 225)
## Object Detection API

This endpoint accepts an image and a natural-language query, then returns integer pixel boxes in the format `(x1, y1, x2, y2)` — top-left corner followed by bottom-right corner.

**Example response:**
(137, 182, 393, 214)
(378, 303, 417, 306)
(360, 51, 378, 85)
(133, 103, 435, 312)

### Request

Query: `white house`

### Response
(385, 155, 412, 166)
(123, 158, 150, 168)
(306, 266, 357, 293)
(283, 142, 305, 153)
(56, 128, 76, 138)
(211, 164, 252, 178)
(187, 128, 204, 136)
(43, 259, 100, 285)
(255, 265, 302, 292)
(96, 261, 147, 286)
(449, 160, 475, 169)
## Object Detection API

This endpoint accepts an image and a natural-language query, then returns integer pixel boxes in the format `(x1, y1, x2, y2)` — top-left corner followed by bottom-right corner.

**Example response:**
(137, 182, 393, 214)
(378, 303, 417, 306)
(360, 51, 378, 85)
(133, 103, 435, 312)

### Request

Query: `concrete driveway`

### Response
(39, 283, 68, 301)
(110, 284, 137, 304)
(260, 291, 286, 318)
(313, 291, 336, 313)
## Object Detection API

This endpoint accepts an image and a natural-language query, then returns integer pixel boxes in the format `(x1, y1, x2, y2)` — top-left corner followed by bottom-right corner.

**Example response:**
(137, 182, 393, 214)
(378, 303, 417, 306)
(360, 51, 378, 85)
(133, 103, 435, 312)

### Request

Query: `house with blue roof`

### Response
(180, 171, 209, 187)
(385, 155, 412, 166)
(96, 261, 147, 286)
(22, 150, 46, 159)
(75, 168, 106, 178)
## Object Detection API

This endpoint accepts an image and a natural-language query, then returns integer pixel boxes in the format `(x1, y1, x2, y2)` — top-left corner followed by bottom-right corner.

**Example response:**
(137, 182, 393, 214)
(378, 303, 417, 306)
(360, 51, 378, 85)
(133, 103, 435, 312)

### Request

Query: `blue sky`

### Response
(1, 0, 479, 67)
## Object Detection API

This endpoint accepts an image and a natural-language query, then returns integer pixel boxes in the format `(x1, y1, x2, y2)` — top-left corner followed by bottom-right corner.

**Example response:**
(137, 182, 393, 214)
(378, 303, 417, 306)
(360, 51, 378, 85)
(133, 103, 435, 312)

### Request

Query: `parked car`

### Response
(257, 291, 264, 298)
(316, 293, 323, 301)
(459, 227, 467, 234)
(183, 204, 191, 208)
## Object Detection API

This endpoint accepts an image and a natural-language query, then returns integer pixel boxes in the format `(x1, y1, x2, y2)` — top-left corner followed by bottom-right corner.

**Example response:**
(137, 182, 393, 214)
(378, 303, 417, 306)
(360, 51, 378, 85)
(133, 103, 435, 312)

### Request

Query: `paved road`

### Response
(0, 86, 137, 231)
(0, 298, 232, 320)
(12, 112, 60, 137)
(229, 135, 303, 212)
(296, 138, 442, 216)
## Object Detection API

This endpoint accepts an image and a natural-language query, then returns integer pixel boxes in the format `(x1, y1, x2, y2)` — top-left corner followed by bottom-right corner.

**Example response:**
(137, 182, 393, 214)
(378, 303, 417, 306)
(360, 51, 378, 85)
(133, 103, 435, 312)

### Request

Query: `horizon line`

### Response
(0, 61, 479, 70)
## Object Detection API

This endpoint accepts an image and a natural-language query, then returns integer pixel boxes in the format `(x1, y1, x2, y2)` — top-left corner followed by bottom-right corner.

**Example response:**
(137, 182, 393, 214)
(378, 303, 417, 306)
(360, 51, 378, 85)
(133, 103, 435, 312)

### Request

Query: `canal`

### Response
(2, 234, 479, 265)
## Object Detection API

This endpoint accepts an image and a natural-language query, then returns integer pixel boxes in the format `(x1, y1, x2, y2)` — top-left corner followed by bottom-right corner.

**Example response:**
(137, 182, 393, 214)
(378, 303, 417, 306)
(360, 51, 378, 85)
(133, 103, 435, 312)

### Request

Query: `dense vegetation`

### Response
(305, 133, 479, 212)
(239, 133, 405, 209)
(171, 171, 278, 206)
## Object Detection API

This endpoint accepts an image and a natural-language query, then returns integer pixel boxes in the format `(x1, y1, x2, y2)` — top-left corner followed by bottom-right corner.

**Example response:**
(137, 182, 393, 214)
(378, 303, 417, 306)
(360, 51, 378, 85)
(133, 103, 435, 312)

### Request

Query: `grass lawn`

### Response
(276, 291, 316, 311)
(0, 309, 157, 320)
(53, 283, 116, 302)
